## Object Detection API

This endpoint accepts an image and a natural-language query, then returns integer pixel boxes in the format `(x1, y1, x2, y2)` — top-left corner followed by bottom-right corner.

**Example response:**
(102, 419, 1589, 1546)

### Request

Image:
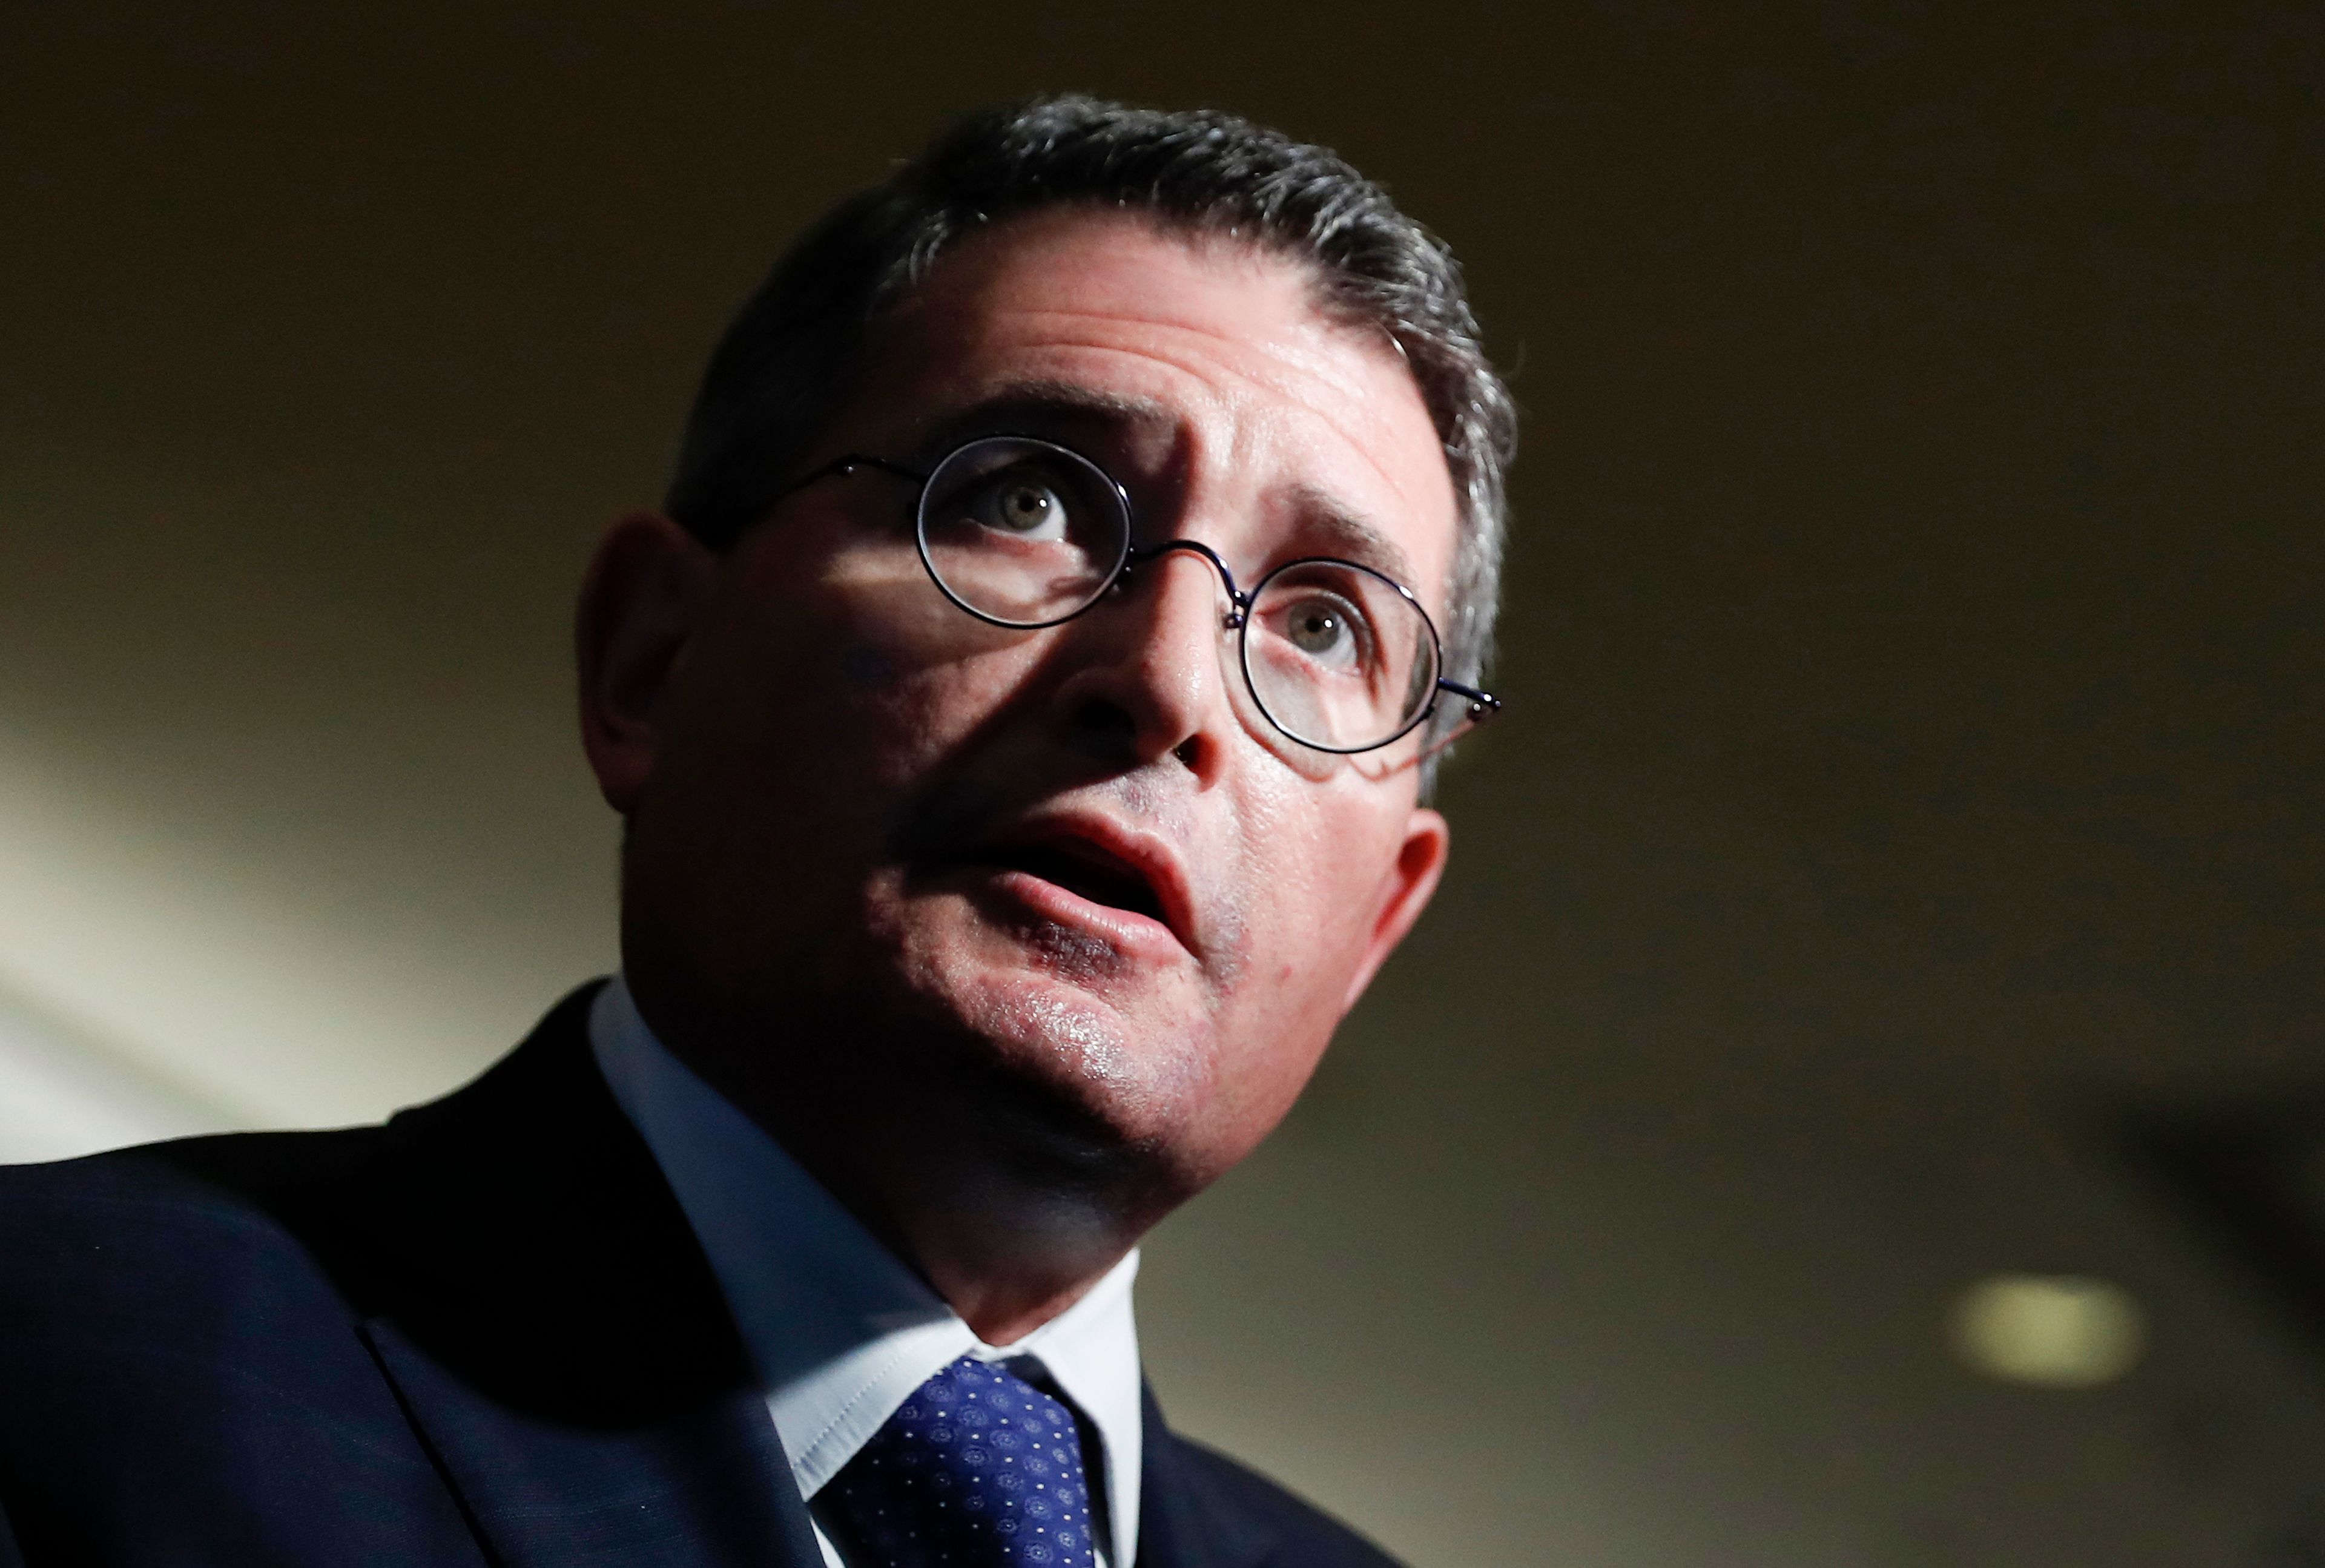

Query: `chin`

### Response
(886, 926, 1228, 1170)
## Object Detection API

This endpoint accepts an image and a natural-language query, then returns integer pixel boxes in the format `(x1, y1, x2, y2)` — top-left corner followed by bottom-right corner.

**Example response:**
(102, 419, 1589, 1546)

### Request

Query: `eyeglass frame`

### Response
(766, 433, 1504, 756)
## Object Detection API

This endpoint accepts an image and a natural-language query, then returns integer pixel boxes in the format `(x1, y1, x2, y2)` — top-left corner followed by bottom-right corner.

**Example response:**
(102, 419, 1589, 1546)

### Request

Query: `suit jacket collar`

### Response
(338, 983, 823, 1568)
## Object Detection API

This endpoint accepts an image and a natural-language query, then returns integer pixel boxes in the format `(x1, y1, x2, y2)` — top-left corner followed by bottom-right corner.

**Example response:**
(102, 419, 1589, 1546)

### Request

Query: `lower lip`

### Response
(969, 867, 1189, 961)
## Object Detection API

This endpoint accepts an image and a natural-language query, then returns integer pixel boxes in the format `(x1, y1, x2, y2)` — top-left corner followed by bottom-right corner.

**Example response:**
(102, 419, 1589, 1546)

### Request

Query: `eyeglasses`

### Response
(774, 434, 1503, 756)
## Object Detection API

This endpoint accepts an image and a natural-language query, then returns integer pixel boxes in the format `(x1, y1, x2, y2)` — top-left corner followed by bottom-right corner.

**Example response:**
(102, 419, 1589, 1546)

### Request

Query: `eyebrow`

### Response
(1281, 484, 1426, 596)
(914, 379, 1176, 457)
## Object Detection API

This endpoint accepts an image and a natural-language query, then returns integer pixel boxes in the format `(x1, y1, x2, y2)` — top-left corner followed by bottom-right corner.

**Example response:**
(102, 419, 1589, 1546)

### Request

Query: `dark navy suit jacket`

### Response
(0, 987, 1400, 1567)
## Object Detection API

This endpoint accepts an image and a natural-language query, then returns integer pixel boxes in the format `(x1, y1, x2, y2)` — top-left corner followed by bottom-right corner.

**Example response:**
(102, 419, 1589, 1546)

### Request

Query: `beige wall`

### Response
(5, 7, 2323, 1564)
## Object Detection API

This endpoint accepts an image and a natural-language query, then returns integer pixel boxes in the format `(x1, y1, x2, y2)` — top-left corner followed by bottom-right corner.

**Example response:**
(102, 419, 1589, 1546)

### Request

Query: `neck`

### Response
(635, 982, 1179, 1345)
(846, 1135, 1141, 1345)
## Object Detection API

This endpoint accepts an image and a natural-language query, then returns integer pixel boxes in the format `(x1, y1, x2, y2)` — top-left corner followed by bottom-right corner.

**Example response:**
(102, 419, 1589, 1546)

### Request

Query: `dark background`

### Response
(4, 5, 2321, 1564)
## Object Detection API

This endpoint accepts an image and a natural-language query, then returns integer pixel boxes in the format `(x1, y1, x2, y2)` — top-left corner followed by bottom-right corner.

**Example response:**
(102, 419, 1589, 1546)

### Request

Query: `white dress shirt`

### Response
(589, 977, 1145, 1568)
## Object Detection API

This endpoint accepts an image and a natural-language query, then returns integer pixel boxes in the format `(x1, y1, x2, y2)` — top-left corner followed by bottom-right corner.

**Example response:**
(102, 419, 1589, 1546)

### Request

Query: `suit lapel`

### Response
(337, 986, 823, 1568)
(1135, 1386, 1285, 1568)
(362, 1316, 816, 1568)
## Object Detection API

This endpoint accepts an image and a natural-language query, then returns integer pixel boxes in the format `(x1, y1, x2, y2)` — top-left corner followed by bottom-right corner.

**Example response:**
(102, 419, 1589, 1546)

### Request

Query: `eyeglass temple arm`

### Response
(1405, 680, 1503, 770)
(1437, 679, 1502, 723)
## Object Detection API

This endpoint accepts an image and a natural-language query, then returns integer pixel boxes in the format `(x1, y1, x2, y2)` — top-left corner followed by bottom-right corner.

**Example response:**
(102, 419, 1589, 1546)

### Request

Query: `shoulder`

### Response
(0, 1127, 404, 1433)
(0, 1126, 388, 1337)
(1144, 1423, 1407, 1568)
(0, 1124, 381, 1257)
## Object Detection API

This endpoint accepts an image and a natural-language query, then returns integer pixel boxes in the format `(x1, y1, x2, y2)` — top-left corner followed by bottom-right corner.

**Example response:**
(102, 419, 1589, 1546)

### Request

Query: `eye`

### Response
(1271, 593, 1373, 671)
(970, 467, 1073, 542)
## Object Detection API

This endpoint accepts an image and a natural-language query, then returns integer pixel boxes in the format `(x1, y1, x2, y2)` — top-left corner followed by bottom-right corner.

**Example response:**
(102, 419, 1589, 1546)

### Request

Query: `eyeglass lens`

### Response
(918, 438, 1129, 628)
(914, 436, 1442, 753)
(1240, 560, 1440, 753)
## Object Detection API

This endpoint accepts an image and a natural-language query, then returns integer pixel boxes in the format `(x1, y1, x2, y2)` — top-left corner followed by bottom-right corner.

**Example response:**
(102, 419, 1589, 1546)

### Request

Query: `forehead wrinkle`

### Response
(902, 208, 1442, 498)
(1000, 297, 1410, 438)
(939, 376, 1178, 432)
(905, 375, 1179, 460)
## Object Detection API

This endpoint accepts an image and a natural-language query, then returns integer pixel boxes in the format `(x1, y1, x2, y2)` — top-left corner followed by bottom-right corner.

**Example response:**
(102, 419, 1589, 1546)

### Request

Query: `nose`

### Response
(1046, 545, 1236, 782)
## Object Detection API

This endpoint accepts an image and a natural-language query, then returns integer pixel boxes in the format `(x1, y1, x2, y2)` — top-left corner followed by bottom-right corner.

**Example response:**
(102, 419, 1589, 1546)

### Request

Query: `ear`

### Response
(575, 512, 716, 815)
(1339, 806, 1452, 1013)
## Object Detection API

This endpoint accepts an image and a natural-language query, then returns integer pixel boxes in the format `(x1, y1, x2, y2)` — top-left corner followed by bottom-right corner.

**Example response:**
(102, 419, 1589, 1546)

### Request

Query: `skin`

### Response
(576, 207, 1457, 1343)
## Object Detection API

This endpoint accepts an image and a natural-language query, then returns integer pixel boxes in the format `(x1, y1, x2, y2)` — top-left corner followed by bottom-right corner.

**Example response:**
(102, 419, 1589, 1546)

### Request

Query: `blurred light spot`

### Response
(1946, 1275, 2145, 1388)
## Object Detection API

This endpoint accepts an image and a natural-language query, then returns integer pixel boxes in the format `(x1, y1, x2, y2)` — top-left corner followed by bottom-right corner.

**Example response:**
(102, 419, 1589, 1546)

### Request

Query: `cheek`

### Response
(731, 555, 1046, 794)
(1171, 796, 1391, 1181)
(833, 649, 1048, 796)
(1216, 776, 1399, 1032)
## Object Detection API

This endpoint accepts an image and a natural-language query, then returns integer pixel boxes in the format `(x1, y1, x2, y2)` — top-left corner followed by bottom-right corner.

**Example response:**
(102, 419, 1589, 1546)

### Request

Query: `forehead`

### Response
(839, 208, 1459, 600)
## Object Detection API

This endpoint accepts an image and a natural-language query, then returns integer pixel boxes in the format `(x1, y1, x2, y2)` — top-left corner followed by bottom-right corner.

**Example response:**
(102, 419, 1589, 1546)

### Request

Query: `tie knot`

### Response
(823, 1356, 1099, 1567)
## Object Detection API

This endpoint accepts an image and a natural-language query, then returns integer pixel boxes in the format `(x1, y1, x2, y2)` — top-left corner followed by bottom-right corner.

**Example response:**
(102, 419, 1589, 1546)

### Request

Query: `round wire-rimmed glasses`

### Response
(774, 433, 1503, 756)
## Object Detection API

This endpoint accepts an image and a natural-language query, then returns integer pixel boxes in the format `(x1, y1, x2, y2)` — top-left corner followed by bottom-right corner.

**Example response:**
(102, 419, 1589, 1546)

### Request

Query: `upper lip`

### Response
(973, 809, 1199, 954)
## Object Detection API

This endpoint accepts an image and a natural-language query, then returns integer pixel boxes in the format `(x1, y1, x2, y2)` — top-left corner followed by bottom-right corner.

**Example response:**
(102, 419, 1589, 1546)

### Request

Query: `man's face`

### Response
(607, 209, 1456, 1194)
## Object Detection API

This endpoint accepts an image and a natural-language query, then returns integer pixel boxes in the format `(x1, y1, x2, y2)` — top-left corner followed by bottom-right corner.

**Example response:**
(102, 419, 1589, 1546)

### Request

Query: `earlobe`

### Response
(575, 512, 715, 816)
(1339, 807, 1451, 1013)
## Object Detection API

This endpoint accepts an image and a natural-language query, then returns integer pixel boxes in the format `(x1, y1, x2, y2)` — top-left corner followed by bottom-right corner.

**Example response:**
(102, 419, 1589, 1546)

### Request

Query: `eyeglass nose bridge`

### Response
(1112, 539, 1255, 631)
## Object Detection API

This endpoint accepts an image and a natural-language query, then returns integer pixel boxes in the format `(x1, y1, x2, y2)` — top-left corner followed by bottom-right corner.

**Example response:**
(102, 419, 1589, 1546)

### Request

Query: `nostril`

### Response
(1072, 696, 1138, 753)
(1172, 737, 1202, 769)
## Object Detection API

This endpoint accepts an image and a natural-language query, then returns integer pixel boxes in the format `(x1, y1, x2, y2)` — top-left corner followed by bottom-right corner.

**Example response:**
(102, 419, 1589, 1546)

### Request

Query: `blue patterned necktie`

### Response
(822, 1355, 1100, 1568)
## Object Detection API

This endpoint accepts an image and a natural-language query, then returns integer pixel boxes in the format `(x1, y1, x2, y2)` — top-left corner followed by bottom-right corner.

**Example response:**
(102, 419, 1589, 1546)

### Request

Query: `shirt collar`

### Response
(588, 976, 1144, 1564)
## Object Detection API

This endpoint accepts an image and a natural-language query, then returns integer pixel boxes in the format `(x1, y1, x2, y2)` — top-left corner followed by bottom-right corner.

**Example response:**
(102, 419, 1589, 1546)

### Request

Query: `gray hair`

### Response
(667, 94, 1516, 754)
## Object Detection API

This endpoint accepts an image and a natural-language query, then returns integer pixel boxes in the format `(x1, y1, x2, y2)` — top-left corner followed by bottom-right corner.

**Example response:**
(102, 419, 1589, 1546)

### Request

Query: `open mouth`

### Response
(912, 806, 1198, 955)
(983, 837, 1170, 927)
